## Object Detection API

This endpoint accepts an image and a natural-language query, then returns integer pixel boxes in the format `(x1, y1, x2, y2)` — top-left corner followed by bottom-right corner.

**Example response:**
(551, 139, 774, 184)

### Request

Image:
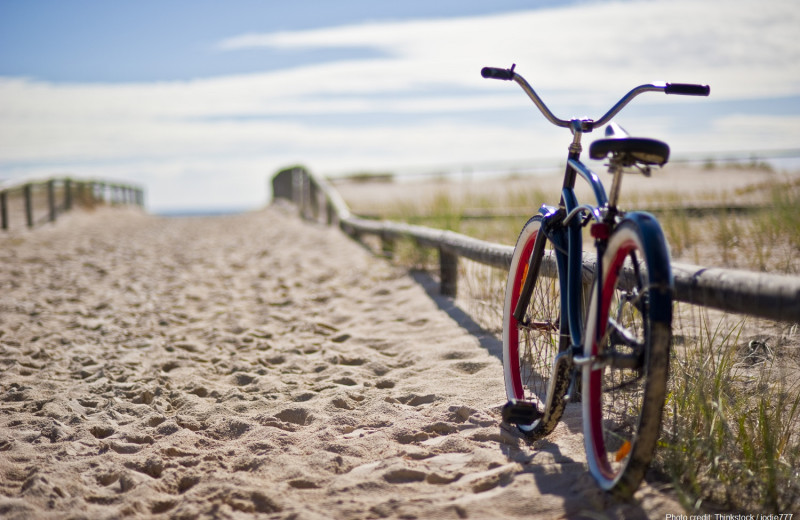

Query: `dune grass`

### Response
(662, 309, 800, 511)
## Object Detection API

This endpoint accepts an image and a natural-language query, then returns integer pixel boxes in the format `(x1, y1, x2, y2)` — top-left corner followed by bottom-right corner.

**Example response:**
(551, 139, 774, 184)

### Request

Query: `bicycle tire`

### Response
(582, 215, 672, 496)
(502, 215, 571, 439)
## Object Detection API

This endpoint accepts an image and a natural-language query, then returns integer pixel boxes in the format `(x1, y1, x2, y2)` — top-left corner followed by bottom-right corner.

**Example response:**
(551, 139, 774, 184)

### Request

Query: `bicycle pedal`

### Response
(502, 400, 543, 426)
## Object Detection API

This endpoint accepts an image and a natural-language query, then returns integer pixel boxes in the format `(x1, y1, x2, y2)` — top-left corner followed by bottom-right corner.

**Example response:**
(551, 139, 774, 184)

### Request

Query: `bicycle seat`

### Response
(589, 123, 670, 166)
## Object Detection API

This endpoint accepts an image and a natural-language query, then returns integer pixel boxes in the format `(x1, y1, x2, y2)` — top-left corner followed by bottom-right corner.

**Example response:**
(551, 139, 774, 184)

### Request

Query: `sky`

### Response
(1, 0, 799, 212)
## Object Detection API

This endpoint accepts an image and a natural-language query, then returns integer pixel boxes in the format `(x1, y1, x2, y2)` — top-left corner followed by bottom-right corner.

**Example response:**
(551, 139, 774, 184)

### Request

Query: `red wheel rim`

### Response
(508, 229, 539, 400)
(588, 239, 636, 480)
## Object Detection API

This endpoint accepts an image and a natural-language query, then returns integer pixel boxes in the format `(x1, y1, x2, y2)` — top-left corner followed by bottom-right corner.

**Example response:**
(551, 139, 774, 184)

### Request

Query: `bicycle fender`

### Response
(619, 212, 673, 323)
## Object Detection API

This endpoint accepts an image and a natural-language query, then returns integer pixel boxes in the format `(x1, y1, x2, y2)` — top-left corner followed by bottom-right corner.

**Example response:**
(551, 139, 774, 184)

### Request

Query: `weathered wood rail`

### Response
(0, 177, 145, 231)
(356, 202, 770, 223)
(272, 166, 800, 323)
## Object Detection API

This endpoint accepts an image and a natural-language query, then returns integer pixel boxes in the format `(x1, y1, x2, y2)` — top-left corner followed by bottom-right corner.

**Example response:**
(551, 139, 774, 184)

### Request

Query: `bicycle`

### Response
(481, 64, 709, 496)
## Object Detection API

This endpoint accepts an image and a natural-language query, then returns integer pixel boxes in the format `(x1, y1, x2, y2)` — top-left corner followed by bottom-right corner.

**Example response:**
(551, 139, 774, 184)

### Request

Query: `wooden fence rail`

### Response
(0, 177, 145, 231)
(272, 166, 800, 323)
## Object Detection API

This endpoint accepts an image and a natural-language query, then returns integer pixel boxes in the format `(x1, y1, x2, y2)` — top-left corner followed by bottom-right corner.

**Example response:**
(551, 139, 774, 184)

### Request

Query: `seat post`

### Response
(607, 158, 625, 210)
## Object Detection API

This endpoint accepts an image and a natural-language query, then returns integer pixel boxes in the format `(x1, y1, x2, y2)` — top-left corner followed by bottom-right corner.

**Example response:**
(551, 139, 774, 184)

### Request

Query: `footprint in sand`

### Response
(273, 407, 314, 426)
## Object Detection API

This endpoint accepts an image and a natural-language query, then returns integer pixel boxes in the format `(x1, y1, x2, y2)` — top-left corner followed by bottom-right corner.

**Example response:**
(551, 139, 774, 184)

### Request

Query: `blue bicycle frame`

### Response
(537, 157, 608, 357)
(533, 157, 673, 361)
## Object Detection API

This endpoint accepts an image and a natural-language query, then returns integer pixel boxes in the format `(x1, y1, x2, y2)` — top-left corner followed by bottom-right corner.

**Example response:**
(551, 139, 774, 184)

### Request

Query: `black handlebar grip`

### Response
(665, 83, 710, 96)
(481, 66, 515, 81)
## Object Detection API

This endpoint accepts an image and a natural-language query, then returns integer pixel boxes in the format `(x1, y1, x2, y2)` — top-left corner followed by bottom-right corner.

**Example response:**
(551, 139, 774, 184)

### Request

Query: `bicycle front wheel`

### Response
(582, 215, 672, 496)
(502, 215, 570, 439)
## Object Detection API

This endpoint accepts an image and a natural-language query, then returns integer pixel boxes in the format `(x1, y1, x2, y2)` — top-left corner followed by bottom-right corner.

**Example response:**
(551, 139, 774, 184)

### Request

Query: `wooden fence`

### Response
(272, 166, 800, 323)
(0, 177, 145, 231)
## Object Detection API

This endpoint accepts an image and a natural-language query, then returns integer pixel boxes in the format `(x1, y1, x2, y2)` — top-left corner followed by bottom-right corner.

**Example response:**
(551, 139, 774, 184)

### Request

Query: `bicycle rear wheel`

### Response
(582, 216, 672, 496)
(502, 215, 570, 439)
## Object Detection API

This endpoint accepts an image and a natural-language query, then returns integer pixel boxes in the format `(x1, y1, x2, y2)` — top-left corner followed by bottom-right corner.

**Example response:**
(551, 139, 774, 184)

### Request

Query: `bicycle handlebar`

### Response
(481, 66, 515, 81)
(481, 64, 710, 132)
(664, 83, 711, 96)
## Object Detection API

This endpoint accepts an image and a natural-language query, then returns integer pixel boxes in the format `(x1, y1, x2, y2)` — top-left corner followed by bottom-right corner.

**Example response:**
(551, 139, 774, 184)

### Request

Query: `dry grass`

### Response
(663, 305, 800, 511)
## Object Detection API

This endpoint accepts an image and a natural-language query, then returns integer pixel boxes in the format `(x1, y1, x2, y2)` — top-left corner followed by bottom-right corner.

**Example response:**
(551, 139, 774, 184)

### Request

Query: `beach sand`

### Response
(0, 203, 682, 519)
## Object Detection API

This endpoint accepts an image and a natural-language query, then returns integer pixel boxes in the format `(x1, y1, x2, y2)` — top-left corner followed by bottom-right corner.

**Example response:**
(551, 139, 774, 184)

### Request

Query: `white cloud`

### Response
(1, 0, 799, 210)
(217, 0, 800, 101)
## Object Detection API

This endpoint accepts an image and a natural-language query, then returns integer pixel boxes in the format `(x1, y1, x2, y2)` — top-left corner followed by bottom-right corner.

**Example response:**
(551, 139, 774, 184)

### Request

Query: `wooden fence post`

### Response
(303, 171, 311, 220)
(271, 167, 295, 202)
(440, 246, 458, 297)
(64, 179, 73, 211)
(326, 201, 335, 226)
(48, 180, 57, 222)
(1, 191, 7, 230)
(24, 184, 34, 228)
(292, 169, 304, 211)
(301, 171, 311, 220)
(309, 179, 320, 222)
(381, 231, 395, 259)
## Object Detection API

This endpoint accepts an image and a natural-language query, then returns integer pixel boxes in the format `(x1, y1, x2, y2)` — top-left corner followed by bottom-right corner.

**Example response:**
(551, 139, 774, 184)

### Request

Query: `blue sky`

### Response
(0, 0, 571, 82)
(1, 0, 799, 211)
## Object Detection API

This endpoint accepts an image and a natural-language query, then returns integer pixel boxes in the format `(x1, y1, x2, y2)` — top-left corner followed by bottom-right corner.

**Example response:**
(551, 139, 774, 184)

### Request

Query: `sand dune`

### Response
(0, 203, 681, 518)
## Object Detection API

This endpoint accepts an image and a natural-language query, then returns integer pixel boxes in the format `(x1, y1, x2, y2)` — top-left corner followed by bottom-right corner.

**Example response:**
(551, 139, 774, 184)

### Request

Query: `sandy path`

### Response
(1, 204, 681, 519)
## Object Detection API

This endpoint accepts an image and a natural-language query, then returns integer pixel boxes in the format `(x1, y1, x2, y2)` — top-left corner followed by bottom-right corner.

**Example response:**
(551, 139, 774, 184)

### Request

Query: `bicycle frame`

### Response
(519, 155, 610, 359)
(515, 152, 674, 369)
